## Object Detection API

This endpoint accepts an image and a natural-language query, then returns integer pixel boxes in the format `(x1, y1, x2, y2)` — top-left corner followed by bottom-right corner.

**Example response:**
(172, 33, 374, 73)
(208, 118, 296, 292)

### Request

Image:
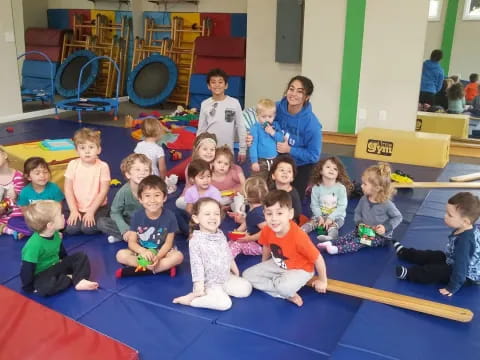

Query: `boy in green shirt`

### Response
(20, 200, 98, 296)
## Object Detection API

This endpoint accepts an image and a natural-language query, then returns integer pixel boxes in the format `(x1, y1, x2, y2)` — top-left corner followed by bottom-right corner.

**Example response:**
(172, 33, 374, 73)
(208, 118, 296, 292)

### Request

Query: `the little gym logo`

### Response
(366, 139, 393, 156)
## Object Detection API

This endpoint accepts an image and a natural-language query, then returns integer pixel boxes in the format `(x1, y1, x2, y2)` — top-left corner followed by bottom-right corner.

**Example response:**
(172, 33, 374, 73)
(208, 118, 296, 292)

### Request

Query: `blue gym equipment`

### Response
(17, 51, 55, 105)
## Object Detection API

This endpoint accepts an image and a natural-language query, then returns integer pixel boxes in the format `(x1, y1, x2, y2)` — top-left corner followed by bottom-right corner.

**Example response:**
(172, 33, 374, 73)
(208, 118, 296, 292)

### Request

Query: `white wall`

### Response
(302, 0, 345, 131)
(357, 0, 429, 132)
(23, 0, 49, 29)
(423, 1, 446, 60)
(0, 0, 23, 116)
(245, 0, 301, 108)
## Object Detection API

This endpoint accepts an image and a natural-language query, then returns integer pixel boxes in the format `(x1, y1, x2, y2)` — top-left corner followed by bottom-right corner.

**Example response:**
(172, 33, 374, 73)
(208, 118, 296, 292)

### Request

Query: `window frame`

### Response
(428, 0, 443, 21)
(463, 0, 480, 21)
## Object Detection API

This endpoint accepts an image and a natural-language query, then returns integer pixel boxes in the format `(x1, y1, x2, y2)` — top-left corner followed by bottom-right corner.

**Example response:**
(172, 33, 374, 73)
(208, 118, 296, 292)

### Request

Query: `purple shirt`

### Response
(184, 184, 222, 204)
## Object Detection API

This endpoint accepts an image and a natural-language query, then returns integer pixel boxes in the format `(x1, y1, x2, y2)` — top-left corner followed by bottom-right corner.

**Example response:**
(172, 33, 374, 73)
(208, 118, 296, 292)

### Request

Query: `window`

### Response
(463, 0, 480, 20)
(428, 0, 443, 21)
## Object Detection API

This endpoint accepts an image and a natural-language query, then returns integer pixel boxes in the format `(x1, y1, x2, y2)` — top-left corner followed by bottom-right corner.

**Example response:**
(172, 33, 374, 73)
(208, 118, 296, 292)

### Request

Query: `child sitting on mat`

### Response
(0, 147, 25, 238)
(243, 190, 327, 307)
(64, 128, 111, 235)
(173, 197, 252, 311)
(97, 153, 151, 244)
(134, 117, 167, 178)
(20, 200, 98, 296)
(211, 145, 245, 206)
(116, 175, 183, 277)
(395, 192, 480, 296)
(318, 162, 402, 255)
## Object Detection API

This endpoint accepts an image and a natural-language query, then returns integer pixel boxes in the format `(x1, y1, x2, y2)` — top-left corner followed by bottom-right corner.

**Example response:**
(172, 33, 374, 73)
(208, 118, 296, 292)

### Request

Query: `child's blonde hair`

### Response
(23, 200, 61, 232)
(256, 99, 276, 115)
(192, 132, 217, 160)
(120, 153, 152, 177)
(362, 162, 396, 203)
(141, 117, 163, 138)
(244, 176, 268, 205)
(214, 145, 234, 169)
(73, 128, 101, 147)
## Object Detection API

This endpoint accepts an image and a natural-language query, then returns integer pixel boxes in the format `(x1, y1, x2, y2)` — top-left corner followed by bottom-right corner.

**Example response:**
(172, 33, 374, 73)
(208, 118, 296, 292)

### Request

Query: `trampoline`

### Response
(55, 50, 99, 98)
(17, 51, 55, 105)
(55, 56, 120, 123)
(127, 54, 177, 107)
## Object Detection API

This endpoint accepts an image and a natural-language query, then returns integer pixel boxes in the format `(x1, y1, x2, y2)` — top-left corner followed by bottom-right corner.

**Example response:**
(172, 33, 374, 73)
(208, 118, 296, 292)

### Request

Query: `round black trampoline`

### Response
(127, 54, 177, 107)
(55, 50, 99, 98)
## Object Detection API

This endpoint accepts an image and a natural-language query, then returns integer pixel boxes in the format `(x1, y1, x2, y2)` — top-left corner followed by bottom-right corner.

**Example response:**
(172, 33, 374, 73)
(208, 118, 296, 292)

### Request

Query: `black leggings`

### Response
(293, 163, 314, 201)
(398, 247, 451, 284)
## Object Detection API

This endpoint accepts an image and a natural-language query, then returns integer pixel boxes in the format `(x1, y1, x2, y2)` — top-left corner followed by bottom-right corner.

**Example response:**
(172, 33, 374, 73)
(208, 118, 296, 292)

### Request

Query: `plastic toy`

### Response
(391, 170, 413, 184)
(6, 127, 13, 133)
(220, 190, 235, 198)
(316, 225, 328, 236)
(228, 231, 246, 241)
(357, 223, 376, 246)
(165, 174, 178, 194)
(40, 139, 75, 151)
(169, 149, 182, 161)
(136, 249, 158, 272)
(230, 193, 246, 217)
(110, 179, 122, 187)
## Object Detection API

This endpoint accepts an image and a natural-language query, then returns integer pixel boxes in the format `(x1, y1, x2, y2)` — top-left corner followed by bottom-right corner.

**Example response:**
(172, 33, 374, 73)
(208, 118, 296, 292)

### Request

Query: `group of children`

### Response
(9, 67, 480, 312)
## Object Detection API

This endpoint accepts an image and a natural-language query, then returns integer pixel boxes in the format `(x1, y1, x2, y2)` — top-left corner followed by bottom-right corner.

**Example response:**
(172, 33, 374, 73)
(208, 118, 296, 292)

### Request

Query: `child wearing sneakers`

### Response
(243, 190, 328, 307)
(395, 192, 480, 296)
(318, 162, 402, 255)
(301, 156, 353, 242)
(97, 153, 151, 244)
(64, 128, 111, 235)
(197, 68, 246, 163)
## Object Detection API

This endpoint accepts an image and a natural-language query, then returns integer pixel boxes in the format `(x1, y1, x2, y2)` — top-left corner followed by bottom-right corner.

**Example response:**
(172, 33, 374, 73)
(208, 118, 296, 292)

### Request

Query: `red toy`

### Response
(6, 127, 14, 133)
(228, 231, 246, 241)
(169, 150, 183, 161)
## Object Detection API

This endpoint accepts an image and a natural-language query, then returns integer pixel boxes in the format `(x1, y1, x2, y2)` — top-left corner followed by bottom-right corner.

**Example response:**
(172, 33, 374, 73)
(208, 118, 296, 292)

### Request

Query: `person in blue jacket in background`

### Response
(419, 49, 445, 106)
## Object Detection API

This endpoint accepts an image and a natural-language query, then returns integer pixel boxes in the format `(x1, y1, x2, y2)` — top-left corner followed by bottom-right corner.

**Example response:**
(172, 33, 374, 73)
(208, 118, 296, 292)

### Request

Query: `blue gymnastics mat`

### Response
(333, 215, 480, 360)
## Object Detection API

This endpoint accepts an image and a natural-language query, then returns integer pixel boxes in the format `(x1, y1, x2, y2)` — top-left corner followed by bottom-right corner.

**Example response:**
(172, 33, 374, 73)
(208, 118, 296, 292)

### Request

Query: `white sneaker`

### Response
(107, 235, 122, 244)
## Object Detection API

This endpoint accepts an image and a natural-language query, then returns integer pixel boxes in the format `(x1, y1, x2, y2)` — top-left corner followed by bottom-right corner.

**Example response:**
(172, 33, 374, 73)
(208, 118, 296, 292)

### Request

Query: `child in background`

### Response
(175, 132, 217, 210)
(229, 176, 268, 258)
(395, 192, 480, 296)
(318, 162, 402, 255)
(18, 157, 64, 206)
(0, 147, 24, 237)
(470, 84, 480, 117)
(97, 153, 151, 244)
(134, 117, 167, 178)
(211, 145, 246, 205)
(464, 73, 479, 104)
(447, 82, 466, 114)
(302, 156, 353, 242)
(243, 190, 327, 307)
(249, 99, 283, 178)
(20, 201, 98, 296)
(173, 197, 252, 311)
(197, 68, 246, 163)
(449, 75, 460, 83)
(268, 155, 302, 222)
(64, 128, 111, 235)
(116, 175, 183, 277)
(435, 78, 454, 111)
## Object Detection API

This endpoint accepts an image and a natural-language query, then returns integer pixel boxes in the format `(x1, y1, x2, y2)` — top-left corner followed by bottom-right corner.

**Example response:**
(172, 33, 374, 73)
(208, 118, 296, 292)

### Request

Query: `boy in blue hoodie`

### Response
(419, 49, 444, 106)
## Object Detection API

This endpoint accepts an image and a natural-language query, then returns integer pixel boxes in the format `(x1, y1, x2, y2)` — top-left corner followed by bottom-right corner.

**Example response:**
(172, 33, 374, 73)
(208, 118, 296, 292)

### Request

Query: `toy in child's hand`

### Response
(357, 223, 376, 246)
(316, 225, 328, 236)
(136, 249, 158, 272)
(391, 170, 413, 184)
(230, 193, 246, 217)
(221, 190, 235, 198)
(228, 231, 246, 241)
(110, 179, 122, 187)
(169, 149, 182, 161)
(165, 174, 178, 194)
(0, 187, 13, 215)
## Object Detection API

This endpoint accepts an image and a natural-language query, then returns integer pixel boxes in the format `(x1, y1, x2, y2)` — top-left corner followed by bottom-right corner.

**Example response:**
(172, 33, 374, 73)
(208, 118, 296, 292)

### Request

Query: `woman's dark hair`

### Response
(284, 75, 314, 99)
(447, 83, 464, 101)
(430, 49, 443, 62)
(187, 159, 212, 180)
(267, 154, 297, 189)
(23, 157, 50, 183)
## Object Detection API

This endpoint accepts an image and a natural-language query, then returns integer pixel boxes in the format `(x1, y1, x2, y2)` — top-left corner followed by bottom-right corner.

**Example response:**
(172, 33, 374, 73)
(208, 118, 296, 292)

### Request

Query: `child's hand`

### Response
(311, 278, 328, 293)
(82, 211, 96, 227)
(277, 137, 291, 154)
(237, 153, 246, 164)
(264, 124, 275, 136)
(374, 225, 386, 235)
(246, 133, 253, 147)
(228, 211, 245, 224)
(67, 211, 82, 226)
(324, 218, 334, 229)
(142, 250, 155, 262)
(251, 162, 260, 173)
(439, 288, 453, 296)
(317, 217, 325, 226)
(147, 254, 162, 270)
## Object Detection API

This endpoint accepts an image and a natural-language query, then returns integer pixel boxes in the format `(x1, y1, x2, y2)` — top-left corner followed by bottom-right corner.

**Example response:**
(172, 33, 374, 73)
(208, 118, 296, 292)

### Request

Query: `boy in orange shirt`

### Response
(243, 190, 327, 306)
(465, 73, 479, 104)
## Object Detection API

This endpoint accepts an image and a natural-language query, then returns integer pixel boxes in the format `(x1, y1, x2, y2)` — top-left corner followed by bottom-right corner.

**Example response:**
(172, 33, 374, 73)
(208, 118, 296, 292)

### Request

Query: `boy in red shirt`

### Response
(243, 190, 327, 306)
(465, 73, 479, 104)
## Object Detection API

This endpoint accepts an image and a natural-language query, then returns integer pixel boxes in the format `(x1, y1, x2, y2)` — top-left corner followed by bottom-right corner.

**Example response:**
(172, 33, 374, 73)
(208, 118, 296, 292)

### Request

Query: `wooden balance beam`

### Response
(393, 182, 480, 189)
(450, 172, 480, 182)
(308, 277, 473, 323)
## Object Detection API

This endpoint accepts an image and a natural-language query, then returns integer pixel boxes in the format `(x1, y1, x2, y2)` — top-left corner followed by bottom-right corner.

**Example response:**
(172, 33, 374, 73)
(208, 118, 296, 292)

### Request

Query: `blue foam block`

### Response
(22, 60, 57, 79)
(179, 323, 327, 359)
(78, 294, 211, 360)
(231, 13, 247, 37)
(47, 9, 70, 30)
(0, 235, 24, 283)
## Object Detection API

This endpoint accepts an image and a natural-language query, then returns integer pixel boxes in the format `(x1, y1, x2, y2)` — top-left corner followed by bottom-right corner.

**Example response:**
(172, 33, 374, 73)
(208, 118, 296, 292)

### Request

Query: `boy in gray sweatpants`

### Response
(243, 190, 328, 307)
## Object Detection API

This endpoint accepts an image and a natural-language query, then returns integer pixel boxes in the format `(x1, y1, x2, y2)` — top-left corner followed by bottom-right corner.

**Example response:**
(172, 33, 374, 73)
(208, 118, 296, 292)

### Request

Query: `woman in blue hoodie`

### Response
(419, 49, 445, 106)
(275, 76, 322, 200)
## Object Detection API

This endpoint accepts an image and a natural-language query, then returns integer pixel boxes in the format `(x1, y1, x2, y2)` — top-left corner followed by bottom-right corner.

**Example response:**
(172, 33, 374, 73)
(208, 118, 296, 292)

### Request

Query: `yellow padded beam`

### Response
(416, 111, 469, 139)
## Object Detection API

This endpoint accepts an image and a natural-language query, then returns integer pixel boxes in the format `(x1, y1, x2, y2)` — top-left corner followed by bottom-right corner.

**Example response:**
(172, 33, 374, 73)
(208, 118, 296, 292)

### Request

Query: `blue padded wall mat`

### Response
(335, 215, 480, 360)
(189, 74, 245, 96)
(178, 323, 327, 360)
(0, 236, 24, 284)
(78, 293, 211, 360)
(47, 9, 70, 30)
(142, 12, 171, 41)
(331, 345, 398, 360)
(417, 162, 480, 219)
(230, 13, 247, 37)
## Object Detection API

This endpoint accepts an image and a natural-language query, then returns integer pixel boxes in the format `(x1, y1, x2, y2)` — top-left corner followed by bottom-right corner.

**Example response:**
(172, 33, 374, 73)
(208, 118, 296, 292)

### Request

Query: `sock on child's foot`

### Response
(317, 241, 332, 249)
(396, 265, 408, 279)
(393, 241, 404, 254)
(326, 245, 339, 255)
(107, 235, 122, 244)
(2, 226, 14, 235)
